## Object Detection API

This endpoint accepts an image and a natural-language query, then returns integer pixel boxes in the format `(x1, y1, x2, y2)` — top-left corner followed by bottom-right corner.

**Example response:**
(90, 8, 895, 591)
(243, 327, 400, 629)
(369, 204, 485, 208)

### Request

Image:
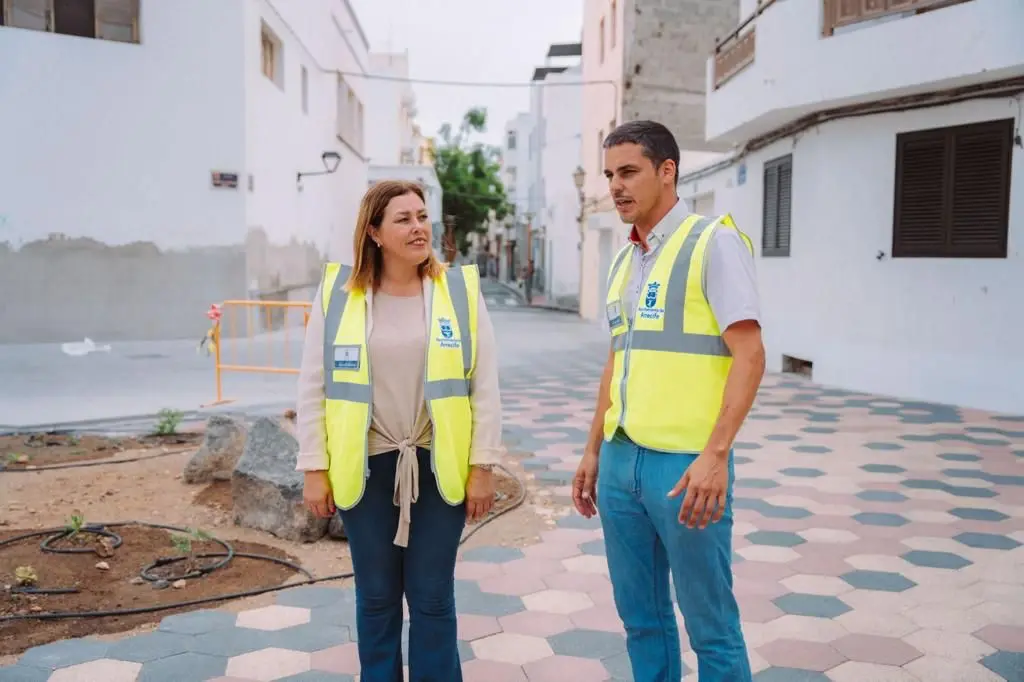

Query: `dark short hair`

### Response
(603, 120, 680, 184)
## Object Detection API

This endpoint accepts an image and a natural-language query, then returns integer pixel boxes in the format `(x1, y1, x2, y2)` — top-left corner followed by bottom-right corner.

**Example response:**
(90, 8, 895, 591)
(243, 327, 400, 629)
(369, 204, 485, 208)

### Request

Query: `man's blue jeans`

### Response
(338, 448, 465, 682)
(597, 432, 751, 682)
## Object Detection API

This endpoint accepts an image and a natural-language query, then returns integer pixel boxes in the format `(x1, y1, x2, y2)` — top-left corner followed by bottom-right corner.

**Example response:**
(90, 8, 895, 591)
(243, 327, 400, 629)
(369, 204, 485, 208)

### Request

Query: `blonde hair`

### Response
(346, 180, 446, 292)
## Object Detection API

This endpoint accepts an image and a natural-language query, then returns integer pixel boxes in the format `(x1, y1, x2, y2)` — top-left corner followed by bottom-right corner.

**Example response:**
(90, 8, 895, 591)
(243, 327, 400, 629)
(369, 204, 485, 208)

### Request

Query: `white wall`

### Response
(0, 0, 249, 342)
(503, 113, 535, 218)
(540, 66, 584, 299)
(245, 0, 371, 297)
(706, 0, 1024, 145)
(680, 98, 1024, 414)
(367, 165, 443, 223)
(364, 52, 416, 166)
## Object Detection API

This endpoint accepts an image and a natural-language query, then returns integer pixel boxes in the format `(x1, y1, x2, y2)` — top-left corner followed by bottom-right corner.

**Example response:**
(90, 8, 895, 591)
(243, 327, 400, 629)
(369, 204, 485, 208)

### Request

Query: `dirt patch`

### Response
(193, 480, 233, 512)
(0, 524, 299, 656)
(0, 432, 203, 470)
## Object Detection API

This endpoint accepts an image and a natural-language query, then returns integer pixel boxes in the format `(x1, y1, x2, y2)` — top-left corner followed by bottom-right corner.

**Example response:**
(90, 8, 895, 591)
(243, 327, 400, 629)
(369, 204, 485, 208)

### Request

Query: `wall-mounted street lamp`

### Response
(297, 151, 342, 187)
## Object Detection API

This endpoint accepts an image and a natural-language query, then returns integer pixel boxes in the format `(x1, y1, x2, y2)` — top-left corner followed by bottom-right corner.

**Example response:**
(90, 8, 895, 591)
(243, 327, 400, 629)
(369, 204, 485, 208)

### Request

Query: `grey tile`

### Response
(186, 627, 276, 657)
(791, 445, 833, 454)
(534, 469, 576, 485)
(779, 467, 825, 478)
(271, 624, 352, 652)
(948, 507, 1010, 522)
(840, 570, 917, 592)
(753, 667, 830, 681)
(602, 651, 637, 680)
(107, 631, 194, 663)
(734, 441, 764, 450)
(734, 498, 813, 520)
(138, 652, 228, 682)
(860, 464, 906, 474)
(460, 546, 525, 563)
(980, 650, 1024, 680)
(901, 550, 973, 570)
(856, 490, 908, 503)
(801, 427, 837, 435)
(549, 629, 627, 659)
(864, 442, 904, 451)
(746, 531, 806, 548)
(580, 539, 606, 556)
(942, 468, 1024, 487)
(278, 672, 356, 682)
(556, 513, 603, 529)
(764, 434, 801, 442)
(458, 640, 475, 663)
(158, 609, 237, 635)
(953, 532, 1022, 551)
(773, 593, 852, 618)
(939, 453, 981, 462)
(455, 582, 525, 617)
(735, 478, 781, 489)
(0, 667, 49, 682)
(853, 512, 909, 527)
(18, 639, 110, 670)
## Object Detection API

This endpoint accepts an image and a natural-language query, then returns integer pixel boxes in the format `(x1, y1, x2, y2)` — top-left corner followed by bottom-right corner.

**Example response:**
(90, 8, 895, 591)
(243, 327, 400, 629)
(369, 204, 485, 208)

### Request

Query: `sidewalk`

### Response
(2, 362, 1022, 681)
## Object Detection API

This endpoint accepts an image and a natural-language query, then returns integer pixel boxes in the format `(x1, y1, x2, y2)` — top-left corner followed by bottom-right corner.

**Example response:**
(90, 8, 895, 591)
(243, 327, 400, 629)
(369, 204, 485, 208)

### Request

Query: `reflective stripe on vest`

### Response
(602, 213, 754, 453)
(320, 263, 480, 509)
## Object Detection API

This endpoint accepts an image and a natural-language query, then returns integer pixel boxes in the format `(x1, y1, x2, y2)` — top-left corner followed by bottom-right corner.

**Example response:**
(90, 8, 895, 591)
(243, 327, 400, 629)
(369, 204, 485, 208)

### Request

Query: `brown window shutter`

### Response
(948, 119, 1012, 258)
(762, 163, 779, 254)
(54, 0, 96, 38)
(777, 158, 792, 255)
(893, 132, 947, 257)
(762, 154, 792, 257)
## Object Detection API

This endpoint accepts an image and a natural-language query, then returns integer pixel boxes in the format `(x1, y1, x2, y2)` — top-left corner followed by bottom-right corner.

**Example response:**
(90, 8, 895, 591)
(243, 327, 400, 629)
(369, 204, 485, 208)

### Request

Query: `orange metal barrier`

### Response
(205, 299, 313, 406)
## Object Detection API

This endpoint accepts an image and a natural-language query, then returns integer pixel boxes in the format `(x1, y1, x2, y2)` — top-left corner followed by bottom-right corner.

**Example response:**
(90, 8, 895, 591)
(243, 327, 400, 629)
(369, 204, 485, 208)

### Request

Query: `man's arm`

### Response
(586, 345, 616, 454)
(706, 322, 765, 456)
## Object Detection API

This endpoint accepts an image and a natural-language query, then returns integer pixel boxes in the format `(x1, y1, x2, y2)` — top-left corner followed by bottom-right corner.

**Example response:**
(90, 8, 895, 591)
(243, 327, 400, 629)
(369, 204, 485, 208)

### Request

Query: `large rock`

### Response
(183, 415, 248, 484)
(231, 417, 328, 543)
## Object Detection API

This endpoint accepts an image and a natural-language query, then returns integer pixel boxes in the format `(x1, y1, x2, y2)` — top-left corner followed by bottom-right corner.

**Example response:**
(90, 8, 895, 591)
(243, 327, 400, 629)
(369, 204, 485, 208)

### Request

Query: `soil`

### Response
(0, 432, 551, 662)
(0, 432, 203, 470)
(0, 524, 298, 656)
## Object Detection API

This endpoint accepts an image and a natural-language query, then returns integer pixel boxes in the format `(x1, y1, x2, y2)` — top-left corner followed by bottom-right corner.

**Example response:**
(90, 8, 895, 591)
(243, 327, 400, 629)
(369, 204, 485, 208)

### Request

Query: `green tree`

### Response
(434, 108, 511, 260)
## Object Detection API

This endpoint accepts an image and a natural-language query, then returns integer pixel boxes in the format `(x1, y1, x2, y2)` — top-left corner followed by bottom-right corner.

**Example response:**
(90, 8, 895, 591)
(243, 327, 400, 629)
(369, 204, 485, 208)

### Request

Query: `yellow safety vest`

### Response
(603, 214, 754, 453)
(319, 263, 480, 509)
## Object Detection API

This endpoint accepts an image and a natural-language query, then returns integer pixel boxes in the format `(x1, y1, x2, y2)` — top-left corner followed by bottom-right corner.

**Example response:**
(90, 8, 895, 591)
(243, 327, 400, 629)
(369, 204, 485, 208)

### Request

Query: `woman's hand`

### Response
(303, 470, 336, 518)
(465, 466, 495, 523)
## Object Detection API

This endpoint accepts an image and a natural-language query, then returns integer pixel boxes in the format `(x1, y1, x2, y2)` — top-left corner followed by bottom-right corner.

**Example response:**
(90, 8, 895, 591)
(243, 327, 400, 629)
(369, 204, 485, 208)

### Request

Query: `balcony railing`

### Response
(822, 0, 974, 37)
(713, 0, 777, 89)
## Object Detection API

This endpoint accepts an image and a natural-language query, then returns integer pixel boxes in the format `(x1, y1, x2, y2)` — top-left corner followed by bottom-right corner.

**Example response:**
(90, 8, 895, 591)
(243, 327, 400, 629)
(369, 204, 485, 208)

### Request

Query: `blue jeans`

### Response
(597, 432, 751, 682)
(338, 448, 465, 682)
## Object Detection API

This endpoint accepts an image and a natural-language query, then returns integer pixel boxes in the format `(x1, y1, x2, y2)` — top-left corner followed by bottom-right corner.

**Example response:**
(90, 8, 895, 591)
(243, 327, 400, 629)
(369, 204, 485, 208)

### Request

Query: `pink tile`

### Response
(458, 614, 503, 641)
(569, 604, 625, 633)
(456, 561, 503, 580)
(522, 655, 611, 681)
(541, 528, 599, 545)
(48, 660, 142, 682)
(732, 561, 795, 582)
(311, 642, 360, 674)
(478, 573, 549, 596)
(738, 596, 786, 623)
(462, 659, 528, 682)
(499, 610, 575, 637)
(543, 571, 611, 593)
(501, 557, 566, 579)
(734, 578, 789, 600)
(831, 634, 923, 666)
(225, 648, 310, 681)
(757, 638, 848, 672)
(523, 541, 583, 560)
(974, 624, 1024, 653)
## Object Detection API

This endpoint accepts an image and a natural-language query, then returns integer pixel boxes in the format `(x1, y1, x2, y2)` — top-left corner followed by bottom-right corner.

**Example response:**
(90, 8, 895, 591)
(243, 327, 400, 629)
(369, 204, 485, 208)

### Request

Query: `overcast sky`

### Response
(348, 0, 584, 147)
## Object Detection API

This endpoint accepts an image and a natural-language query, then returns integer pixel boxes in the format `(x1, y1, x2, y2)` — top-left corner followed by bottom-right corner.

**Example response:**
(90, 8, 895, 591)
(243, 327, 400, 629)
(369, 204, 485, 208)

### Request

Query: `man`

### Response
(572, 120, 764, 682)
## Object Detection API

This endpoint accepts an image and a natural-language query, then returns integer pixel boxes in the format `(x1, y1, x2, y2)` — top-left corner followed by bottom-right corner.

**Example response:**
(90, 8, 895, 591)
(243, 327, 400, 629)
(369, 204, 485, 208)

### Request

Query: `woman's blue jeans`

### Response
(338, 448, 465, 682)
(597, 432, 752, 682)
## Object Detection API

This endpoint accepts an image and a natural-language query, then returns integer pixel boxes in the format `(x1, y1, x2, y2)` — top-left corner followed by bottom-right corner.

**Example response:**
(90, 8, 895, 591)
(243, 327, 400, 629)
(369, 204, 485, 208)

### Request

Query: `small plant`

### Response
(153, 409, 183, 435)
(14, 566, 38, 587)
(65, 510, 86, 538)
(67, 434, 80, 446)
(5, 452, 28, 465)
(170, 527, 211, 574)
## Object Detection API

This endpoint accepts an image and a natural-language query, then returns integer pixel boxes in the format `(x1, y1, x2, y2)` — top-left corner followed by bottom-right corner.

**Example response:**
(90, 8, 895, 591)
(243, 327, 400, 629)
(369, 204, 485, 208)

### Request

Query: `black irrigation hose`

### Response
(0, 464, 527, 623)
(40, 527, 123, 555)
(0, 447, 196, 473)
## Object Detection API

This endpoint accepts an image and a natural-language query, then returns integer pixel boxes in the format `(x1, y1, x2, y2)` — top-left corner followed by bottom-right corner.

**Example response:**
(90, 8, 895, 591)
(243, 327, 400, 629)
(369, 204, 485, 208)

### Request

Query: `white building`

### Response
(499, 112, 536, 280)
(0, 0, 370, 343)
(678, 0, 1024, 414)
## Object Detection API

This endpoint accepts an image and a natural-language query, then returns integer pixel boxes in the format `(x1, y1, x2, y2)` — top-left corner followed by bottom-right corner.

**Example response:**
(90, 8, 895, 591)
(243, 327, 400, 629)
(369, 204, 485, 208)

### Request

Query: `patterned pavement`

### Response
(2, 353, 1024, 681)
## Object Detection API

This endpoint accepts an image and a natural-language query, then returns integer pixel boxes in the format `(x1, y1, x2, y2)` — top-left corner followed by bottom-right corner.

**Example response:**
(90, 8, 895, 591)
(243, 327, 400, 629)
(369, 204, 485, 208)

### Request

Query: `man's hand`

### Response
(572, 450, 599, 518)
(667, 449, 729, 529)
(466, 466, 495, 523)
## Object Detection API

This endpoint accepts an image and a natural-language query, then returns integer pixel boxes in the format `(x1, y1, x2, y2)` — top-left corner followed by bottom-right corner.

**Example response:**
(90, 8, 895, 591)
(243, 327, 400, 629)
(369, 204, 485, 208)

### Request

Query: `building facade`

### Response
(678, 0, 1024, 414)
(0, 0, 370, 343)
(578, 0, 739, 321)
(499, 112, 536, 281)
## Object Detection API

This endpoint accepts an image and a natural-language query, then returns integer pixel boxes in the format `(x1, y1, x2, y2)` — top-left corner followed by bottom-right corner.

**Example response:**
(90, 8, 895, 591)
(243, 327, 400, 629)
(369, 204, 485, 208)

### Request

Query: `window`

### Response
(610, 0, 617, 48)
(300, 65, 308, 114)
(260, 23, 283, 87)
(599, 17, 605, 63)
(893, 118, 1012, 259)
(1, 0, 139, 43)
(336, 75, 365, 155)
(507, 130, 517, 150)
(762, 154, 792, 257)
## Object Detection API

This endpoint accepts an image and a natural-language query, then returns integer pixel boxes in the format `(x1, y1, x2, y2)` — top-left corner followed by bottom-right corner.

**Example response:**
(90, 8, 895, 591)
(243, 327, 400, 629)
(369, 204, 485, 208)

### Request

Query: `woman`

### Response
(295, 180, 503, 682)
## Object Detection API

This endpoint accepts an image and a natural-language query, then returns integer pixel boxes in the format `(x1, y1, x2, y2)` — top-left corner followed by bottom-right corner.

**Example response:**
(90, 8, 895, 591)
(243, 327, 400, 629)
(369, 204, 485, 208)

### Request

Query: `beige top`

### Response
(295, 275, 504, 547)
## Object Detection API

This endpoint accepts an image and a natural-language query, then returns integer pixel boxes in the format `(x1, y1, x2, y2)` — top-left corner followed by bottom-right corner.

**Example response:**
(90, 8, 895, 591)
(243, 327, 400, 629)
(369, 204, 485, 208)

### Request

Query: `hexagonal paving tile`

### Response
(499, 611, 575, 637)
(225, 647, 310, 681)
(980, 650, 1024, 680)
(830, 634, 922, 666)
(137, 652, 228, 682)
(773, 593, 852, 619)
(757, 638, 847, 672)
(522, 654, 612, 681)
(522, 589, 594, 614)
(852, 512, 909, 527)
(458, 614, 502, 641)
(840, 570, 917, 592)
(780, 574, 852, 597)
(471, 633, 553, 665)
(856, 490, 908, 503)
(736, 545, 802, 563)
(748, 530, 808, 548)
(579, 539, 606, 556)
(948, 507, 1010, 522)
(236, 605, 311, 631)
(547, 629, 626, 659)
(0, 667, 48, 682)
(275, 586, 353, 610)
(461, 546, 526, 563)
(974, 624, 1024, 653)
(860, 463, 906, 474)
(901, 549, 973, 570)
(953, 531, 1022, 550)
(751, 667, 831, 681)
(48, 659, 142, 682)
(158, 609, 237, 635)
(17, 639, 111, 671)
(797, 528, 859, 544)
(561, 555, 610, 575)
(826, 661, 920, 682)
(460, 659, 528, 681)
(106, 631, 194, 664)
(310, 643, 359, 675)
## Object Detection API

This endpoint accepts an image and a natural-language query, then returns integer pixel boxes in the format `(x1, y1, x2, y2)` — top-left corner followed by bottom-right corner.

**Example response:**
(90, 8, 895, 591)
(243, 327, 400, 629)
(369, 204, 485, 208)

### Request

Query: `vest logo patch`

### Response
(436, 317, 461, 348)
(640, 281, 664, 320)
